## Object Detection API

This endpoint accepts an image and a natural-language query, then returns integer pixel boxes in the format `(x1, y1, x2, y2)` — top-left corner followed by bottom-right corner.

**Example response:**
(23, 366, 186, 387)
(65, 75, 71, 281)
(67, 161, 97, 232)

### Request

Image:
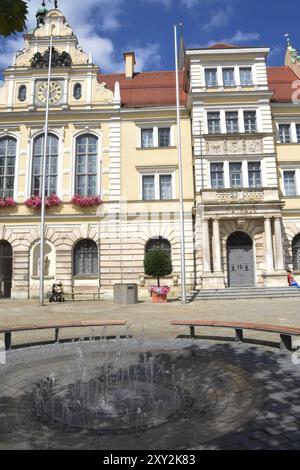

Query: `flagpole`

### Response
(174, 23, 187, 304)
(40, 35, 53, 307)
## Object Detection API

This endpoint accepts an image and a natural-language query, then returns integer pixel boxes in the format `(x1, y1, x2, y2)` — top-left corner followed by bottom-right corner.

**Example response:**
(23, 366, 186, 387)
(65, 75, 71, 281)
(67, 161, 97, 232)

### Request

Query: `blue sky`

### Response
(0, 0, 299, 74)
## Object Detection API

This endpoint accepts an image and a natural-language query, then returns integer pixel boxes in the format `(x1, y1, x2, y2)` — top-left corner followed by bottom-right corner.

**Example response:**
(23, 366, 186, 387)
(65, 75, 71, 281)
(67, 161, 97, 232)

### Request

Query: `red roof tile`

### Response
(98, 70, 187, 108)
(208, 43, 237, 49)
(267, 66, 299, 102)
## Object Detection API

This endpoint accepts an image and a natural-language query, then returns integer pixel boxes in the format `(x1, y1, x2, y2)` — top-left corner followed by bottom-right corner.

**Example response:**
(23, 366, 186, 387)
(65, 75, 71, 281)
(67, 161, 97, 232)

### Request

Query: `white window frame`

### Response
(222, 67, 236, 87)
(281, 167, 300, 196)
(139, 169, 175, 200)
(208, 158, 264, 189)
(28, 130, 63, 199)
(277, 123, 291, 144)
(138, 124, 174, 148)
(209, 161, 225, 189)
(71, 130, 102, 198)
(239, 67, 253, 86)
(204, 67, 218, 87)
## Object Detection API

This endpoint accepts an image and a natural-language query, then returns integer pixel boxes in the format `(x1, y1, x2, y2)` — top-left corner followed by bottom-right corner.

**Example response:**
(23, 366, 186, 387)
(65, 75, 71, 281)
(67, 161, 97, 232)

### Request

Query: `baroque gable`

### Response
(15, 9, 90, 67)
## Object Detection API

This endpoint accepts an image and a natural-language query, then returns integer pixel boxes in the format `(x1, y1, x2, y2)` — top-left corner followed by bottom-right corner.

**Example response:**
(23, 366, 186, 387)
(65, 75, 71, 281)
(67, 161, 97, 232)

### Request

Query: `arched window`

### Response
(75, 135, 98, 196)
(292, 234, 300, 272)
(74, 83, 82, 100)
(18, 85, 27, 102)
(73, 239, 98, 276)
(0, 137, 16, 198)
(32, 134, 58, 196)
(145, 237, 171, 259)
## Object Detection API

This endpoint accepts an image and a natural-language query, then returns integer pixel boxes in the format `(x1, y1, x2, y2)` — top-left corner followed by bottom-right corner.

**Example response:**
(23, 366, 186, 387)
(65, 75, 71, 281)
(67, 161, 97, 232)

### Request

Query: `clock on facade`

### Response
(37, 81, 62, 105)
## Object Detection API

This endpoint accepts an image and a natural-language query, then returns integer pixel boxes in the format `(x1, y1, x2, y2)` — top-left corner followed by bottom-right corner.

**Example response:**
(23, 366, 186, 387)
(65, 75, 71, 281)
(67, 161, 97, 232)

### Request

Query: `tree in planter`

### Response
(144, 248, 172, 287)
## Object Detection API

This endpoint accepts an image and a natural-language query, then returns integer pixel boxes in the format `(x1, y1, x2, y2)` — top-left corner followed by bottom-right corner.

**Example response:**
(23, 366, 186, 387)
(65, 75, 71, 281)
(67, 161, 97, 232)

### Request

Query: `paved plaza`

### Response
(0, 297, 300, 450)
(0, 297, 300, 346)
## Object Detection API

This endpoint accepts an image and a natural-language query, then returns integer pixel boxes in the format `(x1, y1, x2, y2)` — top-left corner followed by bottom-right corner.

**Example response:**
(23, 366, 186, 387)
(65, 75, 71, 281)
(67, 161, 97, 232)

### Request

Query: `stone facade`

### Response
(1, 8, 300, 300)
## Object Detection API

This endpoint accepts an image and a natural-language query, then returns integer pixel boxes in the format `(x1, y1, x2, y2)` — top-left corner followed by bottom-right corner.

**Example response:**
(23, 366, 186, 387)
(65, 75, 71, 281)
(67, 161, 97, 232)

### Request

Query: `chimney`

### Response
(124, 52, 136, 79)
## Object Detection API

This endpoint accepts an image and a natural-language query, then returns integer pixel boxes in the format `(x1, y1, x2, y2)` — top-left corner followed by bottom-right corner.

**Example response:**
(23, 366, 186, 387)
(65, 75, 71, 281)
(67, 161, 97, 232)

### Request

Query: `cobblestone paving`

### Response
(0, 298, 300, 450)
(0, 297, 300, 347)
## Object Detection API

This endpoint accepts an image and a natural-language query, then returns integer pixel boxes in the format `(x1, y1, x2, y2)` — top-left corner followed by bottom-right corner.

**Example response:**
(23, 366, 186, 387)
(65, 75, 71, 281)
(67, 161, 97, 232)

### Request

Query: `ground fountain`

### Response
(0, 336, 299, 450)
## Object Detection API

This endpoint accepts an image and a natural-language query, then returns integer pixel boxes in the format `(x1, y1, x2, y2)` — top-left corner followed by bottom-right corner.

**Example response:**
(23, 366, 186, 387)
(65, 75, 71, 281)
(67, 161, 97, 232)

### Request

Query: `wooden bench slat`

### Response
(171, 320, 300, 351)
(0, 320, 126, 334)
(171, 320, 300, 336)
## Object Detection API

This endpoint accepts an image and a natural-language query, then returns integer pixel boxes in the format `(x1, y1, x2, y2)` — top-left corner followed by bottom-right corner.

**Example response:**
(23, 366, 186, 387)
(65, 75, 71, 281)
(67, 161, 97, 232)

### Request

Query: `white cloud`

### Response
(133, 43, 161, 71)
(203, 5, 234, 32)
(0, 0, 161, 73)
(202, 30, 261, 47)
(223, 30, 261, 43)
(0, 36, 23, 70)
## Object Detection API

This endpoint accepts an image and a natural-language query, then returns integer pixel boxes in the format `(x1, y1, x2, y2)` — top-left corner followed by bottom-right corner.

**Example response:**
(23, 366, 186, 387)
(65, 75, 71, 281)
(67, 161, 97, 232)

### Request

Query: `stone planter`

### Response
(151, 293, 168, 304)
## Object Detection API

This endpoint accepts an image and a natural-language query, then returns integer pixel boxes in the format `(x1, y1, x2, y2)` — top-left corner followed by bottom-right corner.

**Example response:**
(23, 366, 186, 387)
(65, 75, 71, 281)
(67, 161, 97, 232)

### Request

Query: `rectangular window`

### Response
(279, 124, 291, 143)
(223, 68, 235, 87)
(226, 111, 239, 133)
(210, 163, 224, 189)
(248, 162, 261, 188)
(283, 171, 296, 196)
(142, 175, 155, 200)
(229, 162, 243, 188)
(207, 112, 221, 134)
(296, 124, 300, 143)
(240, 68, 253, 86)
(141, 129, 154, 148)
(158, 128, 171, 147)
(205, 68, 218, 87)
(159, 175, 172, 199)
(244, 111, 257, 133)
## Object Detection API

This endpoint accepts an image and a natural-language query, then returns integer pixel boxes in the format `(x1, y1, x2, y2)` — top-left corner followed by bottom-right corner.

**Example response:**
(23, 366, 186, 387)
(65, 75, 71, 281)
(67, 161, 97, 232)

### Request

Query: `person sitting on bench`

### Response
(287, 270, 300, 288)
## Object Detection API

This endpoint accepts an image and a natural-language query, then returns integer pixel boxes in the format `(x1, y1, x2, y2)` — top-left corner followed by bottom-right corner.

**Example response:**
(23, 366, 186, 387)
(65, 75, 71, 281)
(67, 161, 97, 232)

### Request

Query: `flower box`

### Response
(25, 194, 62, 210)
(71, 195, 102, 208)
(149, 286, 170, 304)
(0, 197, 16, 209)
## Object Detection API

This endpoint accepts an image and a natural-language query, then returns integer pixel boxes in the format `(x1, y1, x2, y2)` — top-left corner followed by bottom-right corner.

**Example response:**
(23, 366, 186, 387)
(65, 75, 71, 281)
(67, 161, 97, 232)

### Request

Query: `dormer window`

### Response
(18, 85, 27, 102)
(74, 83, 82, 100)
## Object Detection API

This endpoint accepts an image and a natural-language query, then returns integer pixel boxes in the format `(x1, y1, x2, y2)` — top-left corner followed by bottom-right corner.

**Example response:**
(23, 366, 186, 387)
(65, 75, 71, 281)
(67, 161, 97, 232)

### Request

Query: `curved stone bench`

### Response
(171, 320, 300, 351)
(0, 320, 127, 351)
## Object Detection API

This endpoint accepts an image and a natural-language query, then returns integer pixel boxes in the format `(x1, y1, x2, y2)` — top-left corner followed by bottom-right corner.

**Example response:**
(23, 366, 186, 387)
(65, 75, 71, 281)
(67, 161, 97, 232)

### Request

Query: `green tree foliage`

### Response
(0, 0, 28, 37)
(144, 248, 172, 287)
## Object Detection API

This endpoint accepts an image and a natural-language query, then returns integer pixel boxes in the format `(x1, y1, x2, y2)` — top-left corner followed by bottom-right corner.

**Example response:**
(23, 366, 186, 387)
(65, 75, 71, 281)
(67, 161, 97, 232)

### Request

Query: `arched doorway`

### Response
(0, 241, 13, 298)
(227, 232, 254, 287)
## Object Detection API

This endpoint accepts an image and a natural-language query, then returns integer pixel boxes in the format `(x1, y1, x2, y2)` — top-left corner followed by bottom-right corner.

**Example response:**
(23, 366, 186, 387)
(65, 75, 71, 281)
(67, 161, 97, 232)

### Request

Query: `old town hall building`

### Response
(0, 5, 300, 300)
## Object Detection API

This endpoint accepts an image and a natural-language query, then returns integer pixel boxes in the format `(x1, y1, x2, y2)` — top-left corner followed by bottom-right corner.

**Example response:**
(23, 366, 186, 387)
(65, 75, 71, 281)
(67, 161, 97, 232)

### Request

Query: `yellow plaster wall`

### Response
(120, 114, 194, 203)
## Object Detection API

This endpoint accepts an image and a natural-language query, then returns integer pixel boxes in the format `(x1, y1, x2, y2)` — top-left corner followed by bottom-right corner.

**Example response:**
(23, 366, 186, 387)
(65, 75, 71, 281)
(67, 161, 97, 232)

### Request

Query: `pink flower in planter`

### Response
(71, 195, 102, 208)
(25, 194, 62, 210)
(0, 197, 16, 208)
(149, 286, 171, 296)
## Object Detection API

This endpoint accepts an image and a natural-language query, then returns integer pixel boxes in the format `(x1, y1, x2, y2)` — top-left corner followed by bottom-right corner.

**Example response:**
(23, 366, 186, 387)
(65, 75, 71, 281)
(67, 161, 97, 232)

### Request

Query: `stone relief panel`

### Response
(216, 189, 264, 203)
(206, 137, 264, 156)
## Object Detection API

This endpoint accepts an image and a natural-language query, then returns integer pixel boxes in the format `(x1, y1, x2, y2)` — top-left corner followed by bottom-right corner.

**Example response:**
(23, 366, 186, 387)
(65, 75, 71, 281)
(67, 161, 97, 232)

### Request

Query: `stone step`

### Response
(193, 287, 300, 300)
(178, 287, 300, 302)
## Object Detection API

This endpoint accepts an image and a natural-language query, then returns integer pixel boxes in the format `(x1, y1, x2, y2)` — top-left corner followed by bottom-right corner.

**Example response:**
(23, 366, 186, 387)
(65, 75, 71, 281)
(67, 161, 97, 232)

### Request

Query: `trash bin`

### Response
(113, 284, 138, 305)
